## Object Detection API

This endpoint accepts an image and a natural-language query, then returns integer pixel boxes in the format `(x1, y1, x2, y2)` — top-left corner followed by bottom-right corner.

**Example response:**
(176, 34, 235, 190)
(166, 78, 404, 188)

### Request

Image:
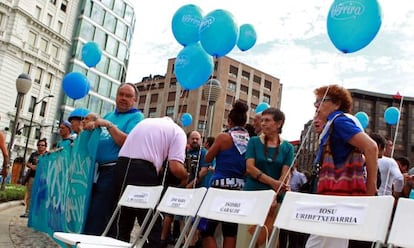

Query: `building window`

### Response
(29, 96, 36, 113)
(34, 67, 43, 84)
(98, 78, 111, 97)
(106, 35, 119, 57)
(57, 21, 63, 33)
(241, 70, 250, 81)
(253, 75, 261, 84)
(200, 105, 207, 116)
(28, 31, 37, 46)
(35, 6, 41, 19)
(149, 108, 157, 118)
(264, 80, 272, 90)
(91, 3, 105, 25)
(229, 65, 238, 77)
(227, 80, 236, 92)
(139, 95, 146, 104)
(263, 94, 270, 104)
(35, 128, 41, 140)
(166, 106, 174, 117)
(23, 62, 31, 74)
(101, 0, 114, 8)
(240, 85, 248, 94)
(179, 105, 187, 113)
(45, 72, 53, 89)
(39, 101, 47, 117)
(113, 0, 126, 17)
(50, 44, 59, 58)
(115, 21, 127, 40)
(198, 120, 206, 130)
(226, 95, 234, 105)
(60, 0, 67, 12)
(168, 92, 176, 101)
(108, 60, 121, 80)
(46, 13, 53, 26)
(40, 38, 48, 52)
(103, 12, 116, 33)
(180, 90, 189, 98)
(252, 89, 260, 98)
(150, 94, 159, 103)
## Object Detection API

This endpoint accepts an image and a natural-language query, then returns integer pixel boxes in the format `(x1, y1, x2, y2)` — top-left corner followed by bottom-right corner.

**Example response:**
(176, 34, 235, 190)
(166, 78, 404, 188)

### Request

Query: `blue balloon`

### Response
(174, 42, 214, 90)
(237, 24, 257, 51)
(181, 113, 193, 127)
(355, 111, 369, 129)
(327, 0, 382, 53)
(172, 4, 203, 46)
(199, 9, 238, 57)
(62, 72, 90, 100)
(384, 107, 400, 125)
(82, 41, 102, 67)
(256, 102, 270, 114)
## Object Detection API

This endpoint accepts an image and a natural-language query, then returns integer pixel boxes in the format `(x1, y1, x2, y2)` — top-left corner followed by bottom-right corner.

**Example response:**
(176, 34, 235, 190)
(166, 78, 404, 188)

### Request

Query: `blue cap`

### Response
(68, 108, 90, 122)
(61, 120, 72, 130)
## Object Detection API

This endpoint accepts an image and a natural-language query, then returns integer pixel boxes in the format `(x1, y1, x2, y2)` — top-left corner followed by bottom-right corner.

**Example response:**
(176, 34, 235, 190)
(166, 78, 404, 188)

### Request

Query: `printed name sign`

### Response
(127, 192, 150, 203)
(166, 194, 192, 208)
(211, 196, 256, 216)
(293, 202, 367, 225)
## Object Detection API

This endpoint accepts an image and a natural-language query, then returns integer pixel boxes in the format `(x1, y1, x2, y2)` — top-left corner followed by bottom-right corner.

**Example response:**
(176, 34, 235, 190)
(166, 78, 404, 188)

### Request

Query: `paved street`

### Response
(0, 201, 59, 248)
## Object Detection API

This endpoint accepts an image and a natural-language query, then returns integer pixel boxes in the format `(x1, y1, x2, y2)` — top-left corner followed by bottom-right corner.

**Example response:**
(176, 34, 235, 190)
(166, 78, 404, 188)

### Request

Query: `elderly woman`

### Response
(306, 84, 378, 248)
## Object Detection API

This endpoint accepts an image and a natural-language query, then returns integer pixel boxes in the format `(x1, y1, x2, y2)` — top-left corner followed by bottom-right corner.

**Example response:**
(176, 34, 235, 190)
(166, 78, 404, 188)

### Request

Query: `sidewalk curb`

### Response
(0, 200, 23, 212)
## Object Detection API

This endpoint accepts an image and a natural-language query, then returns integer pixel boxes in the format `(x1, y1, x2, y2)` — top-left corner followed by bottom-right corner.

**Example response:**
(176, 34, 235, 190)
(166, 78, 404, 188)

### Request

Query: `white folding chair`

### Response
(137, 186, 208, 248)
(266, 191, 395, 248)
(386, 197, 414, 248)
(184, 187, 275, 248)
(53, 185, 164, 247)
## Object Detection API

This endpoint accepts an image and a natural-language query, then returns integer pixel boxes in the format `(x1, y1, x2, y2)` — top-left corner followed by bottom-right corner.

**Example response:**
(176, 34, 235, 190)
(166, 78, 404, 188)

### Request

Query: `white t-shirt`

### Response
(119, 117, 187, 172)
(377, 156, 404, 196)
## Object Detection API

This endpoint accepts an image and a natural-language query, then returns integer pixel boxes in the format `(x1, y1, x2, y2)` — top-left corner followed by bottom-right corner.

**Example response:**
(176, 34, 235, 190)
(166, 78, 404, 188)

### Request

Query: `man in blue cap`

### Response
(68, 108, 90, 134)
(55, 120, 73, 150)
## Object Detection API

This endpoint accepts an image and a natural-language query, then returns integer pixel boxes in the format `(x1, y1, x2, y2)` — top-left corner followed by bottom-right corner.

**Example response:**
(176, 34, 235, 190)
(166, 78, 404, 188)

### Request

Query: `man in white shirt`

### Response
(369, 133, 403, 197)
(109, 117, 188, 247)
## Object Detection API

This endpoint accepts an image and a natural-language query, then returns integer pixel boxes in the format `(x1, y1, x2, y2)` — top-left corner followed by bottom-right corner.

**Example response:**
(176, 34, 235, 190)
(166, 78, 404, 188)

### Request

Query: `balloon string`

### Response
(391, 95, 404, 158)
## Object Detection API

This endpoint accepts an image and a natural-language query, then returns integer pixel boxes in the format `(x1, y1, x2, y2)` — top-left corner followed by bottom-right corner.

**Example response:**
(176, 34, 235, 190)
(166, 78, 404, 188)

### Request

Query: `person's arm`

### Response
(0, 133, 9, 177)
(168, 160, 189, 187)
(186, 166, 208, 188)
(96, 118, 127, 146)
(246, 158, 288, 194)
(348, 132, 378, 196)
(391, 162, 404, 198)
(205, 133, 226, 163)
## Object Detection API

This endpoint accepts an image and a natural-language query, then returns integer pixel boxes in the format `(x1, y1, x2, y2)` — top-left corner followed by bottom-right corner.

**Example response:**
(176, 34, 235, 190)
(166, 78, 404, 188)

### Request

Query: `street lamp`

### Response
(19, 94, 54, 182)
(7, 74, 32, 161)
(202, 79, 221, 137)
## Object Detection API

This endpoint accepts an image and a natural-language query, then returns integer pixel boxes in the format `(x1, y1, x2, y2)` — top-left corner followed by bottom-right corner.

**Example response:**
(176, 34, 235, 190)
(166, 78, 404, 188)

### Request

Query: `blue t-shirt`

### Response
(95, 109, 142, 164)
(244, 137, 294, 191)
(319, 111, 362, 166)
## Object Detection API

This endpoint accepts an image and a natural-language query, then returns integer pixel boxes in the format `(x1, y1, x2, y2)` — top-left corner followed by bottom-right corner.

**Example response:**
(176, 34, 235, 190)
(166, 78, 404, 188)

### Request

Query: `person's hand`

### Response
(271, 179, 289, 194)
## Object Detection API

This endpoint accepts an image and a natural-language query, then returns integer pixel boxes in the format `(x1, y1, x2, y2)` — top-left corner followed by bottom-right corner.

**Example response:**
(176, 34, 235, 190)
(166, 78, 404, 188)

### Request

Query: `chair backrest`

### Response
(156, 186, 207, 217)
(274, 191, 394, 243)
(118, 185, 164, 210)
(387, 197, 414, 247)
(196, 188, 275, 226)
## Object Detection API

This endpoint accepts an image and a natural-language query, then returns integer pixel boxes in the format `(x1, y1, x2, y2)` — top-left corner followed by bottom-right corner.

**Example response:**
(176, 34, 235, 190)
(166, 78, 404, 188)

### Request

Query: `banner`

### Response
(28, 129, 101, 238)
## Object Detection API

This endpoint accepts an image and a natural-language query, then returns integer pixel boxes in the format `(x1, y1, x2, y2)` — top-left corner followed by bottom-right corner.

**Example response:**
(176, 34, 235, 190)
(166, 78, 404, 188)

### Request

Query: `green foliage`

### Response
(0, 184, 25, 202)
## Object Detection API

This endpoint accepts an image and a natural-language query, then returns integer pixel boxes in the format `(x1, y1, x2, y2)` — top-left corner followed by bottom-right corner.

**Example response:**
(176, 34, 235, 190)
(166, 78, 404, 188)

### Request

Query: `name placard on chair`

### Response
(165, 194, 193, 208)
(211, 196, 257, 216)
(293, 202, 367, 225)
(127, 191, 150, 203)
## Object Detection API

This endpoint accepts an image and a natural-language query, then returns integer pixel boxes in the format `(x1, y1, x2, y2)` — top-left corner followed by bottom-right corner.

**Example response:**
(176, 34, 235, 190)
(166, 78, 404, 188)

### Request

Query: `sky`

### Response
(126, 0, 414, 141)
